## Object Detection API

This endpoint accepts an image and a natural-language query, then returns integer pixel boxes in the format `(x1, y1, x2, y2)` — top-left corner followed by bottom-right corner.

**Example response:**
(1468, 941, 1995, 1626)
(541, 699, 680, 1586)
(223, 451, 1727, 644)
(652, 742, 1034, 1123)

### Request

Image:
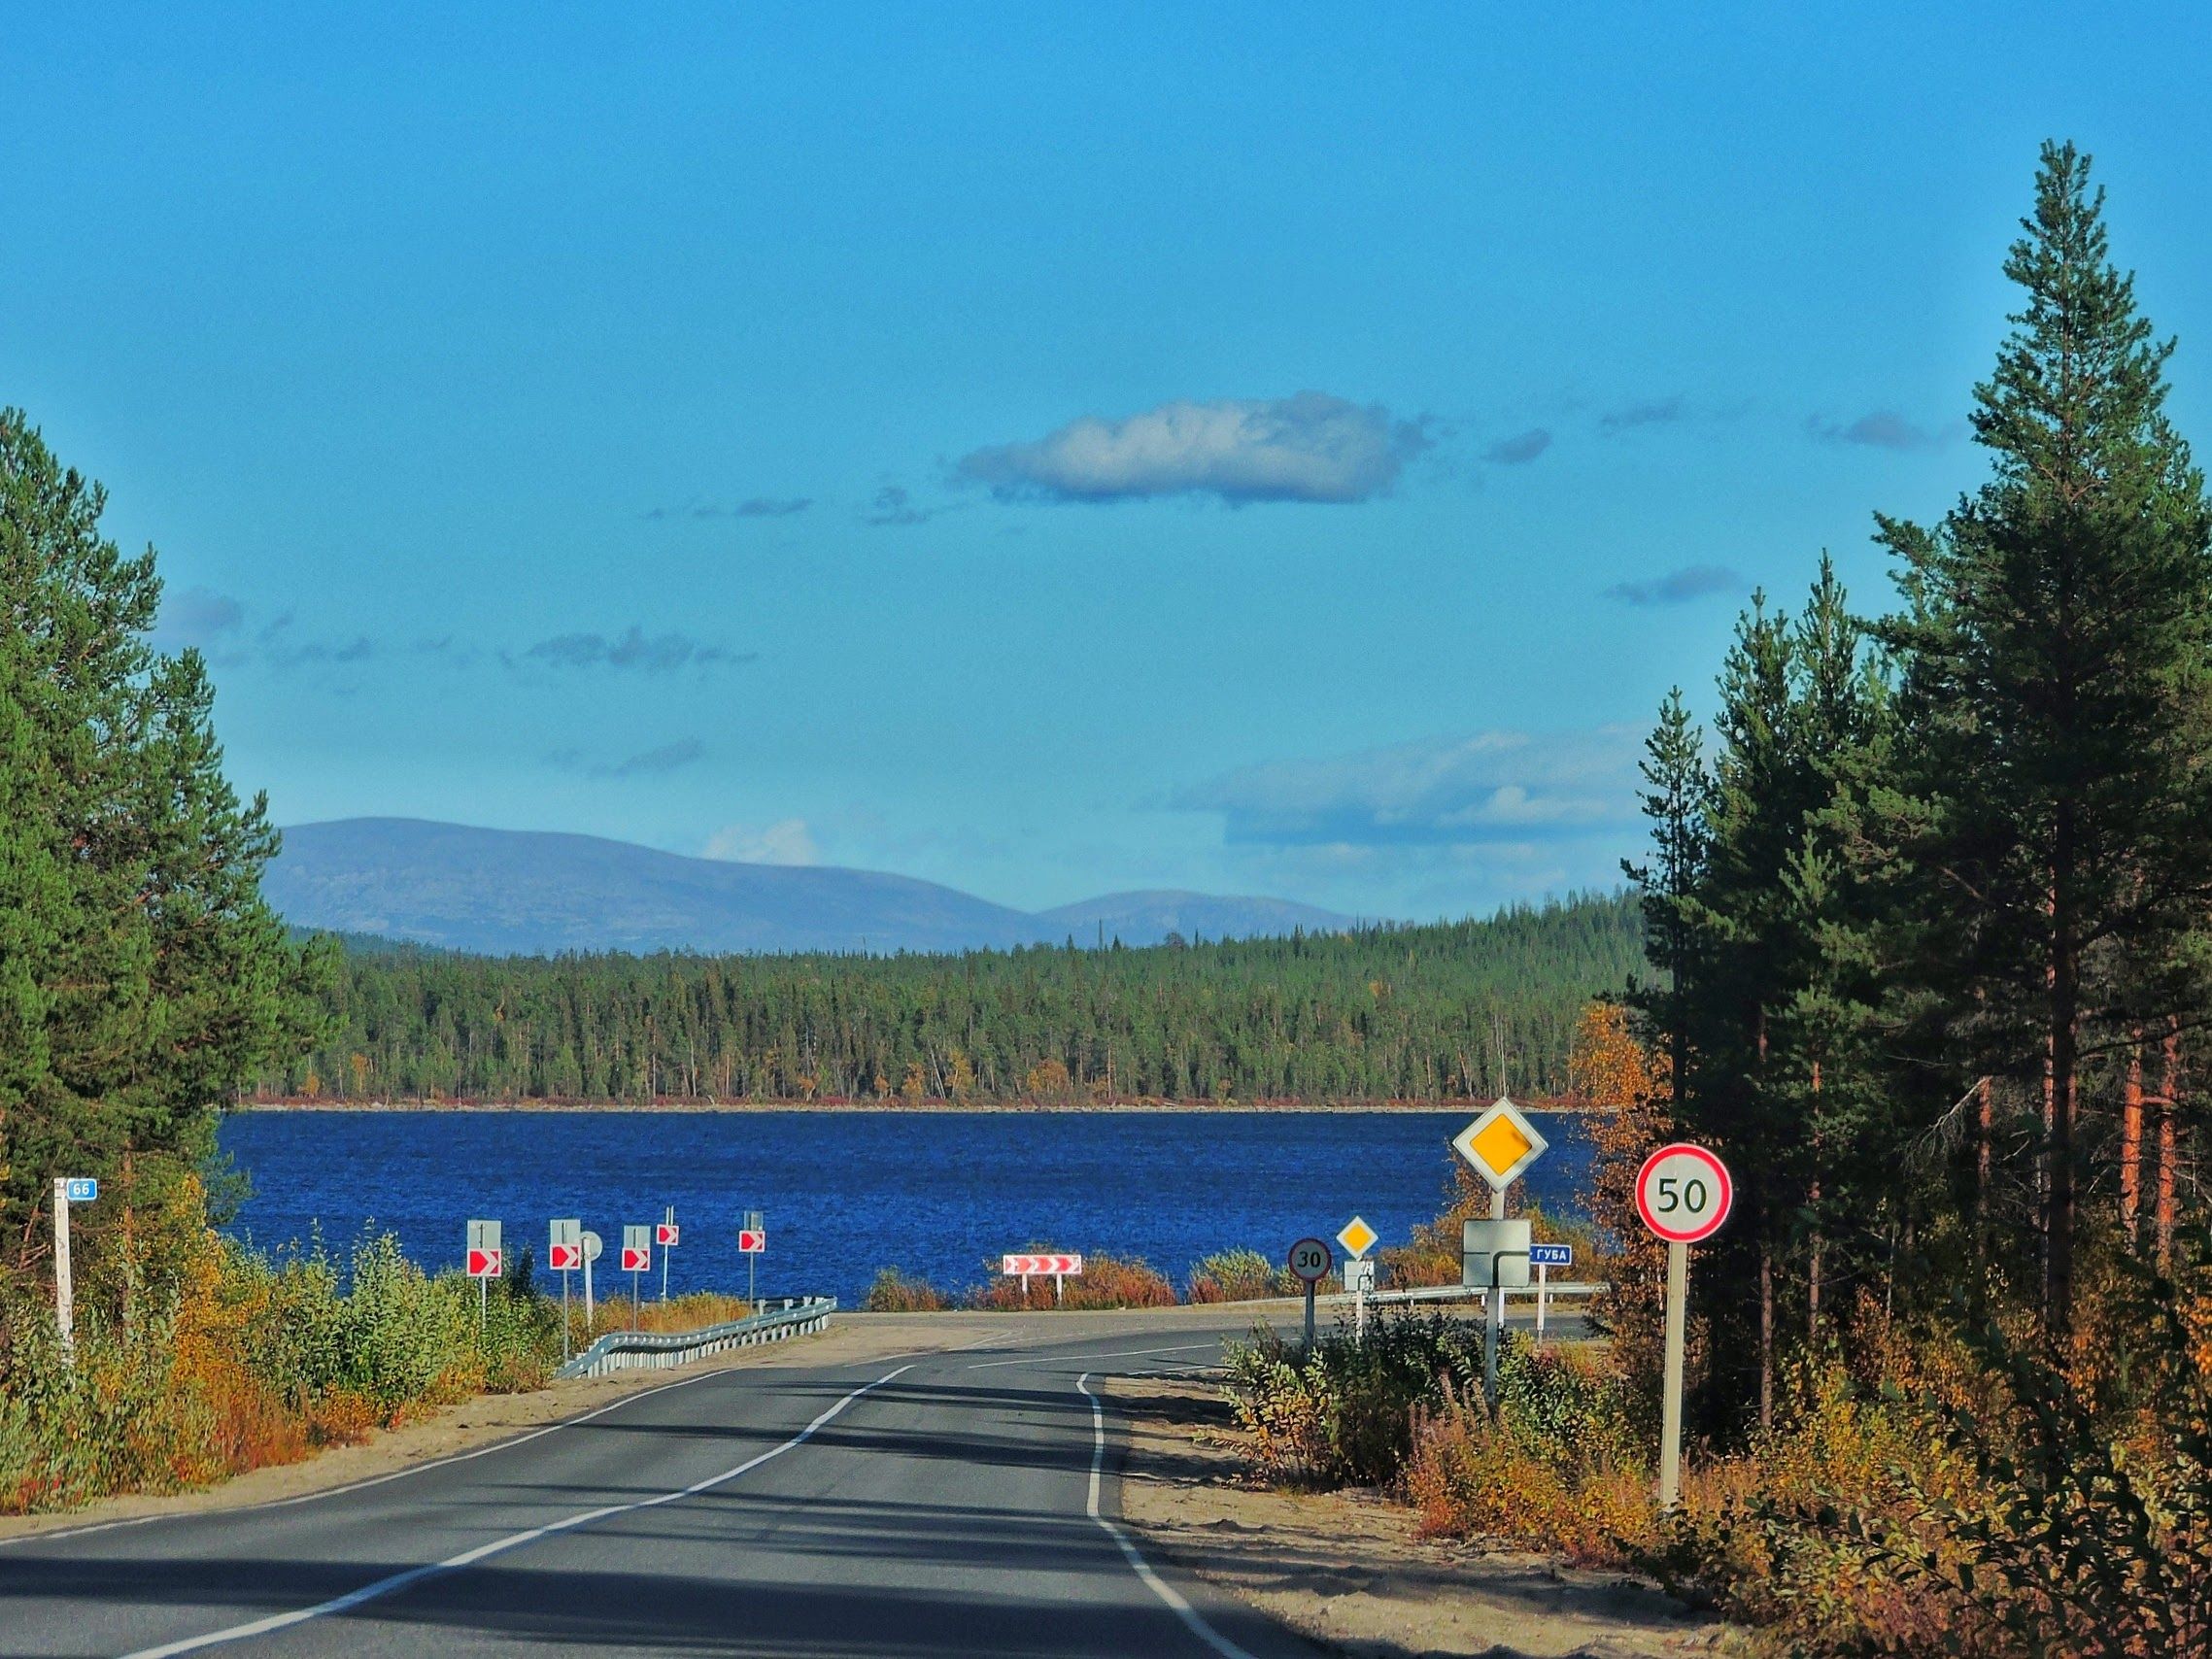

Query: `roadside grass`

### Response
(569, 1291, 754, 1348)
(861, 1268, 951, 1311)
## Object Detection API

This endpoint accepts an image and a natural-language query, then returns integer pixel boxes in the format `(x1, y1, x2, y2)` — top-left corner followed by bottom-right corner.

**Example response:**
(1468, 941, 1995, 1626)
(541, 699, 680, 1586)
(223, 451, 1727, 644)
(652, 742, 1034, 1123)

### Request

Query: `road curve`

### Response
(0, 1313, 1331, 1658)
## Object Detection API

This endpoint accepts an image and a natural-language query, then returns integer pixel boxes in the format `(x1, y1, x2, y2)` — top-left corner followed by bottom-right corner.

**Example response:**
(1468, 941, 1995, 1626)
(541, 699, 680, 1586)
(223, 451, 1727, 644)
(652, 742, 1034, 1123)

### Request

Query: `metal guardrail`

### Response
(1363, 1281, 1610, 1308)
(555, 1296, 836, 1380)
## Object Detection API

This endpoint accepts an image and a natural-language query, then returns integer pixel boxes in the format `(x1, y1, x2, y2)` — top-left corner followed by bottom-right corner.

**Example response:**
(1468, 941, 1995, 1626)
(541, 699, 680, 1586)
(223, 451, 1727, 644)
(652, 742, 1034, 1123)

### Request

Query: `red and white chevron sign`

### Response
(1002, 1253, 1083, 1277)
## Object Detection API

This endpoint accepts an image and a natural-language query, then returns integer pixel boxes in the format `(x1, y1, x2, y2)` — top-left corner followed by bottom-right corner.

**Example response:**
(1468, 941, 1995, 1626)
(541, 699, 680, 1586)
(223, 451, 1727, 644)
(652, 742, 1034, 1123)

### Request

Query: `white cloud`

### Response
(703, 818, 820, 866)
(957, 391, 1430, 504)
(1176, 728, 1643, 847)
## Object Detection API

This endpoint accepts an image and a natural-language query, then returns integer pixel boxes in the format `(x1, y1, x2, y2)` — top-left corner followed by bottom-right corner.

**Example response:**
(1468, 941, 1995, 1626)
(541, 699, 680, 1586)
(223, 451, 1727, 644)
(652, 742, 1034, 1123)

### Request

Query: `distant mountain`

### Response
(265, 819, 1362, 957)
(1036, 890, 1362, 946)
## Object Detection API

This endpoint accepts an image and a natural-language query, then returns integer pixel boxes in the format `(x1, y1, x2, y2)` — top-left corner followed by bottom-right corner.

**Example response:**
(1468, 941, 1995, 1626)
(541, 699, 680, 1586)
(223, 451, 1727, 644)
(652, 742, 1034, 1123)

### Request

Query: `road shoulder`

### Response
(1106, 1371, 1736, 1659)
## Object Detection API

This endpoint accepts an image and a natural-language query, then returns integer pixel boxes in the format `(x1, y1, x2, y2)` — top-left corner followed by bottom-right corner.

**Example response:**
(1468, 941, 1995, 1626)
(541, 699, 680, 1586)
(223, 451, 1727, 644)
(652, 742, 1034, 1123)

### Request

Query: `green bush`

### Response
(1223, 1310, 1486, 1486)
(862, 1269, 950, 1311)
(1186, 1249, 1291, 1304)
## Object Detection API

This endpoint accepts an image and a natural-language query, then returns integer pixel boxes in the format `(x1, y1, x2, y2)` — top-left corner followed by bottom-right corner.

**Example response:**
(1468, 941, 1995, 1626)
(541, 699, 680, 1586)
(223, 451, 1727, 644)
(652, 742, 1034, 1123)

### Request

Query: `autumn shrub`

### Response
(862, 1269, 950, 1312)
(1185, 1249, 1291, 1304)
(1677, 1270, 2212, 1657)
(1402, 1339, 1658, 1562)
(0, 1221, 567, 1513)
(1222, 1310, 1484, 1486)
(963, 1250, 1177, 1310)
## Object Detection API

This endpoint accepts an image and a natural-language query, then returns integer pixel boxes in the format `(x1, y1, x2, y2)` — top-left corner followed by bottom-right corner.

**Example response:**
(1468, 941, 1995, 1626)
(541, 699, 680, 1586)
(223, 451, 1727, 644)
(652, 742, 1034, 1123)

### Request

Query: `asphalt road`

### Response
(0, 1313, 1340, 1659)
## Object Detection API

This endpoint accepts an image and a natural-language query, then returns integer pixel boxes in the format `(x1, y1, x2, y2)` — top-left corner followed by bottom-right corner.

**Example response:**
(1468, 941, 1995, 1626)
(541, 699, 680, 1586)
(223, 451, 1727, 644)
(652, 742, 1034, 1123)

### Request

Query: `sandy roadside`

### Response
(1107, 1372, 1741, 1659)
(0, 1311, 1021, 1542)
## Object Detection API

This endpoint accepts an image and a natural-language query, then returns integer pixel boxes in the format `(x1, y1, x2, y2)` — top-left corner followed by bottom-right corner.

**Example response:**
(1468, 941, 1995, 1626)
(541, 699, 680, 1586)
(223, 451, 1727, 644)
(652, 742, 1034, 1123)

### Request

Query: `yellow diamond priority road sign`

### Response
(1452, 1097, 1549, 1192)
(1337, 1216, 1378, 1259)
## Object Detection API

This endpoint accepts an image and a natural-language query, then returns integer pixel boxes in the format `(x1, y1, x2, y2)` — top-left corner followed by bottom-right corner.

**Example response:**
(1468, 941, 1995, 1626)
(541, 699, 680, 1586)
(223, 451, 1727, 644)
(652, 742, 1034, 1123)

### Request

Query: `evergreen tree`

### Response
(1875, 143, 2212, 1335)
(0, 410, 323, 1294)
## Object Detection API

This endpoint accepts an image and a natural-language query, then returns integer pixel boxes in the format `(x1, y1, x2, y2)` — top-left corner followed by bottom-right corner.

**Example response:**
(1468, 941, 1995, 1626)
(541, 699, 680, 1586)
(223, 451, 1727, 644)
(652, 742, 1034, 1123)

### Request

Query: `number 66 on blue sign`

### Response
(63, 1178, 98, 1202)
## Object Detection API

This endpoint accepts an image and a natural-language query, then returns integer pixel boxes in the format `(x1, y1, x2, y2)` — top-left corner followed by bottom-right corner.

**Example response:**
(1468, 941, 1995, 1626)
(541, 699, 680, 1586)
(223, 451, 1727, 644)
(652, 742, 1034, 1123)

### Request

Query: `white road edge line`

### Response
(114, 1364, 915, 1659)
(1076, 1372, 1261, 1659)
(966, 1342, 1223, 1371)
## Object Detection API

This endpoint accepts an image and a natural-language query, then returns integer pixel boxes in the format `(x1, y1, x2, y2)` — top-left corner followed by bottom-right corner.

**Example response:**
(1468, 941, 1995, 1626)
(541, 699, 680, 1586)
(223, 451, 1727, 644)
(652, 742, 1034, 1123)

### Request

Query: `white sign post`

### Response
(466, 1220, 502, 1329)
(550, 1220, 583, 1361)
(1529, 1242, 1573, 1343)
(657, 1208, 679, 1302)
(740, 1211, 766, 1307)
(622, 1226, 652, 1331)
(1635, 1143, 1734, 1508)
(1452, 1098, 1548, 1410)
(581, 1230, 602, 1323)
(1286, 1236, 1333, 1358)
(1337, 1216, 1378, 1339)
(52, 1177, 95, 1356)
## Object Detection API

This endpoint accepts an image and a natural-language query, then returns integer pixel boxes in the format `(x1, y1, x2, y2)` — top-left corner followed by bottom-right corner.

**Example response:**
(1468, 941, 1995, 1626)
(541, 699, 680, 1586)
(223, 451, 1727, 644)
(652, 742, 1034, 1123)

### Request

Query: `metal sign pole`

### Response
(1483, 1185, 1505, 1409)
(1536, 1263, 1549, 1344)
(51, 1179, 73, 1358)
(631, 1268, 641, 1331)
(584, 1248, 595, 1323)
(1659, 1239, 1688, 1507)
(562, 1270, 570, 1363)
(479, 1274, 487, 1331)
(1303, 1279, 1316, 1359)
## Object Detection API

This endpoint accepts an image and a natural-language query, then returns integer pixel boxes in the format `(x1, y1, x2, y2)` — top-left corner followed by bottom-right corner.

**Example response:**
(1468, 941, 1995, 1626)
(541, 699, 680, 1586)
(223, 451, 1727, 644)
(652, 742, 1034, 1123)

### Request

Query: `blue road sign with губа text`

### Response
(1529, 1242, 1573, 1268)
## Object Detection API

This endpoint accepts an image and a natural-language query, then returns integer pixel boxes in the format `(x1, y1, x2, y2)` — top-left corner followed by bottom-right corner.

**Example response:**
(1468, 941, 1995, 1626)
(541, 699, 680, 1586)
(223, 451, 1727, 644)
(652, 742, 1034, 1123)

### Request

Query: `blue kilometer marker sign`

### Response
(1528, 1242, 1573, 1268)
(64, 1178, 97, 1203)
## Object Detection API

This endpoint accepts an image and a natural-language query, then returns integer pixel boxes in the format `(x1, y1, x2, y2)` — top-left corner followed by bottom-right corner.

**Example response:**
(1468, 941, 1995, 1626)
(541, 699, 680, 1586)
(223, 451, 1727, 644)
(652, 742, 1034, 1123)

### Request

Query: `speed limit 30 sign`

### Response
(1285, 1237, 1333, 1284)
(1635, 1143, 1733, 1244)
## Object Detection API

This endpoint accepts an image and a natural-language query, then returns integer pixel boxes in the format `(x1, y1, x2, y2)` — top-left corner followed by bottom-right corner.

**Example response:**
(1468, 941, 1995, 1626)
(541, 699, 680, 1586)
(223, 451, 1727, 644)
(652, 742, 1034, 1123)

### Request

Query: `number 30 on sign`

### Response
(1635, 1143, 1733, 1244)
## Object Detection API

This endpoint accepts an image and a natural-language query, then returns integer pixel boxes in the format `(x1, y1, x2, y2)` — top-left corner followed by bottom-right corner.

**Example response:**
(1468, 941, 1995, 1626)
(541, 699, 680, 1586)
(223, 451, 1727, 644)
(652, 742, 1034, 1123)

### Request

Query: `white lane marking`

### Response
(0, 1364, 750, 1550)
(965, 1342, 1222, 1371)
(116, 1365, 914, 1659)
(1076, 1372, 1260, 1659)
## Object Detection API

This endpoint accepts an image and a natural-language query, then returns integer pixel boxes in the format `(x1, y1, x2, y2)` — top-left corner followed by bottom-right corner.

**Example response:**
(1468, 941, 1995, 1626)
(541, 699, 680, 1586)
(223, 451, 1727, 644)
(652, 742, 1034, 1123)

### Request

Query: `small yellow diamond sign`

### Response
(1337, 1216, 1378, 1259)
(1452, 1097, 1549, 1191)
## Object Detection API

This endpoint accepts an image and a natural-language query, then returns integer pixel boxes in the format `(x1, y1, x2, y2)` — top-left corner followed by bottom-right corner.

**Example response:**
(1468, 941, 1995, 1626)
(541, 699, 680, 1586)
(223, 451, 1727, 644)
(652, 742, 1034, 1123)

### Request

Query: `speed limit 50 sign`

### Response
(1635, 1143, 1733, 1244)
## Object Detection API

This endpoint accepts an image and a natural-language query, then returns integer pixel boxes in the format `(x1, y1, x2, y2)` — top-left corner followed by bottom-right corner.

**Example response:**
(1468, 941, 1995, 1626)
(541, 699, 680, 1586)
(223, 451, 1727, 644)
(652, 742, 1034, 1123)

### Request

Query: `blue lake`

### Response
(218, 1110, 1593, 1304)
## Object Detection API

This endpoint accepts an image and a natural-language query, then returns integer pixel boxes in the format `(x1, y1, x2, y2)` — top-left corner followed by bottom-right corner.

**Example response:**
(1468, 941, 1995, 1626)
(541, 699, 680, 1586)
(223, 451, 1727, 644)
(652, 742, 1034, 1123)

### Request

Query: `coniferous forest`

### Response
(260, 896, 1642, 1105)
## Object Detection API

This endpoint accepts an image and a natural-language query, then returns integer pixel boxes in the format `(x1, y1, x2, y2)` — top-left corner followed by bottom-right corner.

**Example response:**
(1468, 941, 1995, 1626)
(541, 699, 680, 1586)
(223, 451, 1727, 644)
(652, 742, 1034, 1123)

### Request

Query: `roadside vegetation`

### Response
(862, 1250, 1189, 1311)
(0, 1211, 558, 1511)
(1215, 145, 2212, 1656)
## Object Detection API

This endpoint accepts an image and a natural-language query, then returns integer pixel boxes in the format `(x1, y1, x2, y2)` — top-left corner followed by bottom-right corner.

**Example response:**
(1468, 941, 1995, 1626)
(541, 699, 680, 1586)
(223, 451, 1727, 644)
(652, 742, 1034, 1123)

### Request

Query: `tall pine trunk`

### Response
(2123, 1040, 2144, 1245)
(2047, 885, 2078, 1337)
(1759, 1245, 1774, 1431)
(2158, 1021, 2181, 1268)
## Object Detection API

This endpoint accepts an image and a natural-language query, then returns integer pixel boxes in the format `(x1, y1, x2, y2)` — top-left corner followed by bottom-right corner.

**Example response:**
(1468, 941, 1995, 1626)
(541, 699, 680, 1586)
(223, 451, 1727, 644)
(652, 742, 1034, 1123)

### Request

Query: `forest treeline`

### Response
(257, 896, 1643, 1105)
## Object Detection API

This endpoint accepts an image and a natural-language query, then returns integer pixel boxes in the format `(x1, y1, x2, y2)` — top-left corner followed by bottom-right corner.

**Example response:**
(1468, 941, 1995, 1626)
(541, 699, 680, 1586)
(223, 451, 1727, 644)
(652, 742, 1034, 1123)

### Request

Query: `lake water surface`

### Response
(218, 1109, 1593, 1304)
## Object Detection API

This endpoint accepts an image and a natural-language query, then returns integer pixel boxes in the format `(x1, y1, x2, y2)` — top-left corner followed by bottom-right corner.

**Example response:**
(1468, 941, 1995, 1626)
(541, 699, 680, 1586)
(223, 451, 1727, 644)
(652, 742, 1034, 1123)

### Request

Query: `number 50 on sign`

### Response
(1635, 1143, 1732, 1244)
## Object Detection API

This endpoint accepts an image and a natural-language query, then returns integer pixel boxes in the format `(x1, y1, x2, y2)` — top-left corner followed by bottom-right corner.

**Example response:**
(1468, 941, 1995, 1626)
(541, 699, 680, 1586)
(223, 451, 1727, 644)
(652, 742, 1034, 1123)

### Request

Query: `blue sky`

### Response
(10, 5, 2212, 919)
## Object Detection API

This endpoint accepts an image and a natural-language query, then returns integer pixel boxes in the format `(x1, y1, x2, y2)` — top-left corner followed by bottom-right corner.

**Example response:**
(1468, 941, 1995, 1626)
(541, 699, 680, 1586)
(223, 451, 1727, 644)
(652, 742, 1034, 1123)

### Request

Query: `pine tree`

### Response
(1875, 143, 2212, 1336)
(0, 410, 325, 1296)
